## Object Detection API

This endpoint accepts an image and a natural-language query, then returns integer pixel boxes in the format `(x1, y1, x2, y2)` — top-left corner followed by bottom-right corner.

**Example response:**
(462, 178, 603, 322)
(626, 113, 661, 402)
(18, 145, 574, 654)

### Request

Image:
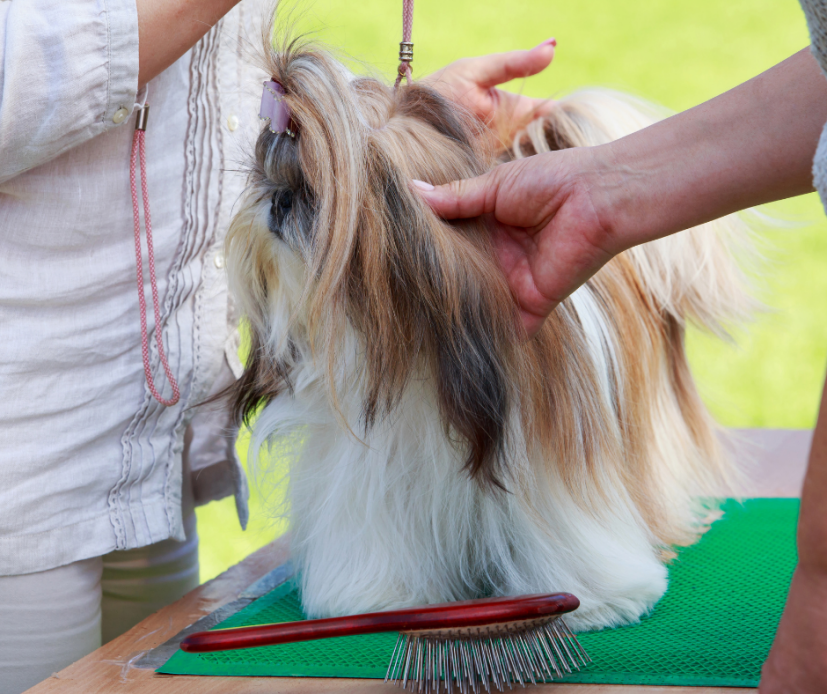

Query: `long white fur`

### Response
(252, 352, 668, 630)
(240, 85, 752, 631)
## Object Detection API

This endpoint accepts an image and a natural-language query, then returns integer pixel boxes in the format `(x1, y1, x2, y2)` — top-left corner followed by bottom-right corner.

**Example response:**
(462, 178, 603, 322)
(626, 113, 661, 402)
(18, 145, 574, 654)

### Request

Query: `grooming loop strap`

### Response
(394, 0, 414, 88)
(130, 105, 181, 407)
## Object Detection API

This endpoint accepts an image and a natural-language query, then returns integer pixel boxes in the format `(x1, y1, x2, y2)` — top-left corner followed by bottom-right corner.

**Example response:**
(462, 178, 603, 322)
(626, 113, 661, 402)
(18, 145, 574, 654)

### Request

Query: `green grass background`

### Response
(195, 0, 827, 582)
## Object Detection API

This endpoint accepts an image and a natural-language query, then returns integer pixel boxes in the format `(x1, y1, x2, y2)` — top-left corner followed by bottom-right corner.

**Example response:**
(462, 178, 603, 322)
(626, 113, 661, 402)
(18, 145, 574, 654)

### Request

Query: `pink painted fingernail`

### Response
(537, 37, 556, 48)
(411, 179, 435, 191)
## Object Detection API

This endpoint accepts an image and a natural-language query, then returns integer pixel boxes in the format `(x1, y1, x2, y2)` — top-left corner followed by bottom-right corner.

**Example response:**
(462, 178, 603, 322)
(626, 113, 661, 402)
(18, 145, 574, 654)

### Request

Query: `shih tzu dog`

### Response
(226, 38, 753, 631)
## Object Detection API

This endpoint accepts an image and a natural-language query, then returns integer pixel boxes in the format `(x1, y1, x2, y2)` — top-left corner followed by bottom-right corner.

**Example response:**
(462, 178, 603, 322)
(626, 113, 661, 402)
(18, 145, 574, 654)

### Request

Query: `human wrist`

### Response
(577, 136, 666, 257)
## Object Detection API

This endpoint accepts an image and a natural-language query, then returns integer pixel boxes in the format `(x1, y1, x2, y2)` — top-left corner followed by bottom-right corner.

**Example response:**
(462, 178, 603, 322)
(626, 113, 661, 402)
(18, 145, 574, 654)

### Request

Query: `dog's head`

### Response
(226, 42, 532, 488)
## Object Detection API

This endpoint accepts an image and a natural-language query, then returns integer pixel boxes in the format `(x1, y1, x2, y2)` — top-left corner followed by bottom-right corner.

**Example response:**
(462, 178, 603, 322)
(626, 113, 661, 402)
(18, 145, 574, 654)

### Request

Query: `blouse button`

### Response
(227, 115, 240, 132)
(214, 252, 225, 269)
(112, 107, 129, 124)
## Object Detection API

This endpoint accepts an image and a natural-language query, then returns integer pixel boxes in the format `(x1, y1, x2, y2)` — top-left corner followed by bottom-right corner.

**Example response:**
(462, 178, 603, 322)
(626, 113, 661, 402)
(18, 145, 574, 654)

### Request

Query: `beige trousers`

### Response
(0, 513, 199, 694)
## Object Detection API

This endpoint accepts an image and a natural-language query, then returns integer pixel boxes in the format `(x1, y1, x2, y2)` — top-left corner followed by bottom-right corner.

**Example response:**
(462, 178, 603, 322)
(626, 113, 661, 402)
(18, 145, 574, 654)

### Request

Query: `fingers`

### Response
(412, 173, 498, 220)
(522, 309, 554, 339)
(472, 38, 556, 90)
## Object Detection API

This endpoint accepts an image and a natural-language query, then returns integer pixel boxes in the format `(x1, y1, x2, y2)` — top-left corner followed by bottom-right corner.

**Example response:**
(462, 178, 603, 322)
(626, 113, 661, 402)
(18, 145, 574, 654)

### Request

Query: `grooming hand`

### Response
(416, 48, 827, 336)
(423, 40, 557, 141)
(415, 149, 613, 337)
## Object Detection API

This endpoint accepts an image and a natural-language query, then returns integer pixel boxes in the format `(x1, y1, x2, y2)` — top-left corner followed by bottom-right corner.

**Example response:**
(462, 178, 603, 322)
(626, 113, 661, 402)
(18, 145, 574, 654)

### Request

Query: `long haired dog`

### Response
(227, 40, 752, 630)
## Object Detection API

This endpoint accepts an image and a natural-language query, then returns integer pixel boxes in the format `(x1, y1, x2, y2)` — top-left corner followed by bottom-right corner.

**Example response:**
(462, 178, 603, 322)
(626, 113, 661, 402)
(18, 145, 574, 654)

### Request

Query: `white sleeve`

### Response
(0, 0, 140, 184)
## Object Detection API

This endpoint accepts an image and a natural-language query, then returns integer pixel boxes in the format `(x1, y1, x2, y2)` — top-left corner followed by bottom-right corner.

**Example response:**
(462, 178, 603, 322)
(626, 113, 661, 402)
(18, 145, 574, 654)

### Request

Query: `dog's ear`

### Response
(229, 329, 295, 427)
(431, 292, 513, 490)
(351, 142, 515, 489)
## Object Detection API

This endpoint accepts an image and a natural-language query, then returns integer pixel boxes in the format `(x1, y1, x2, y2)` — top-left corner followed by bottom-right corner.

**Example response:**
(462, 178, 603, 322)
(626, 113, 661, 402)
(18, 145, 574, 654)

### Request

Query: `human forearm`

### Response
(594, 48, 827, 253)
(136, 0, 241, 86)
(418, 46, 827, 334)
(760, 376, 827, 691)
(798, 377, 827, 571)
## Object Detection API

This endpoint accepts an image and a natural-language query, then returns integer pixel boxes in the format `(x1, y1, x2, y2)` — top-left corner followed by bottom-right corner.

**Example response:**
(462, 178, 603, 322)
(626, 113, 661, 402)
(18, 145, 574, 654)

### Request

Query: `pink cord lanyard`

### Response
(394, 0, 415, 89)
(128, 0, 411, 407)
(130, 104, 181, 407)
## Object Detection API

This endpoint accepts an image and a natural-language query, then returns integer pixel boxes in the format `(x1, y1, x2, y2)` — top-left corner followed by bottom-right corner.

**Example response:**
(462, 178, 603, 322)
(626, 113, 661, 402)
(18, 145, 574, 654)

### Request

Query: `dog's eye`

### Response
(269, 189, 294, 236)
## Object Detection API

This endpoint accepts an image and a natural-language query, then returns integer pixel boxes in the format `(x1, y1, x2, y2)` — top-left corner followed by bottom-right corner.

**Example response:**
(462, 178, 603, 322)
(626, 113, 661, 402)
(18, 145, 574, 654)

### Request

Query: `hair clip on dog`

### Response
(260, 79, 296, 138)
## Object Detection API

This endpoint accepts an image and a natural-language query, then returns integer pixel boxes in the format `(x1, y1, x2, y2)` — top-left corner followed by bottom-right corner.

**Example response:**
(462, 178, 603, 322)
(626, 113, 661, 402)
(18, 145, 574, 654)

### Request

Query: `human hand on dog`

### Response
(414, 148, 613, 338)
(416, 48, 827, 337)
(422, 40, 557, 143)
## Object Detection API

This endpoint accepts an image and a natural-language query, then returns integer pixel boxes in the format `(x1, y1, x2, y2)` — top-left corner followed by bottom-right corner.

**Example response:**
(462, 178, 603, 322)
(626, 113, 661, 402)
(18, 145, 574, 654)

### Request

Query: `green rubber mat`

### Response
(160, 498, 797, 687)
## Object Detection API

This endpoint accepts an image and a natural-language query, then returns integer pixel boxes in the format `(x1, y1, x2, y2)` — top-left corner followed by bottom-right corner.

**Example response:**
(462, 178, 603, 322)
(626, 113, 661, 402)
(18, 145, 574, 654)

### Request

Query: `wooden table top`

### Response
(25, 429, 812, 694)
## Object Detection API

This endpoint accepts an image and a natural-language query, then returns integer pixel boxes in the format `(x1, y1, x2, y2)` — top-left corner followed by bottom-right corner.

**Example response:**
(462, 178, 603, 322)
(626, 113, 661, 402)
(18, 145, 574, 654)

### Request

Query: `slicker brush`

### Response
(181, 593, 590, 692)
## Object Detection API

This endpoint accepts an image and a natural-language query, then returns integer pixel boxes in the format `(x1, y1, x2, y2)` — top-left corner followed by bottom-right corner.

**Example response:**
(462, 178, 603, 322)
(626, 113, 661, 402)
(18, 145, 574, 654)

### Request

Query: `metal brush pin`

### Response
(181, 593, 590, 690)
(385, 617, 590, 693)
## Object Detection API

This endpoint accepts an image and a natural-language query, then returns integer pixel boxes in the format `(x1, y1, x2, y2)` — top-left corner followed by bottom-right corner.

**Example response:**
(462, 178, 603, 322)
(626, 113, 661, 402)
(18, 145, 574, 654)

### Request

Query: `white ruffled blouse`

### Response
(0, 0, 265, 574)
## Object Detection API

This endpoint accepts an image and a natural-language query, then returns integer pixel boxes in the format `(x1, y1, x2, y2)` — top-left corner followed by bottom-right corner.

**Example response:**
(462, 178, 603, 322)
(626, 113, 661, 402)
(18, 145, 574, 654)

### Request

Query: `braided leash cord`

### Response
(130, 119, 181, 407)
(394, 0, 414, 89)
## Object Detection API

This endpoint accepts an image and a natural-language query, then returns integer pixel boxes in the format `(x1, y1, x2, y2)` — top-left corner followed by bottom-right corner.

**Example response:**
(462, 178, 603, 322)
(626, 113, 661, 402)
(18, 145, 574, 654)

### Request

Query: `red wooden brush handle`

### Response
(181, 593, 579, 653)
